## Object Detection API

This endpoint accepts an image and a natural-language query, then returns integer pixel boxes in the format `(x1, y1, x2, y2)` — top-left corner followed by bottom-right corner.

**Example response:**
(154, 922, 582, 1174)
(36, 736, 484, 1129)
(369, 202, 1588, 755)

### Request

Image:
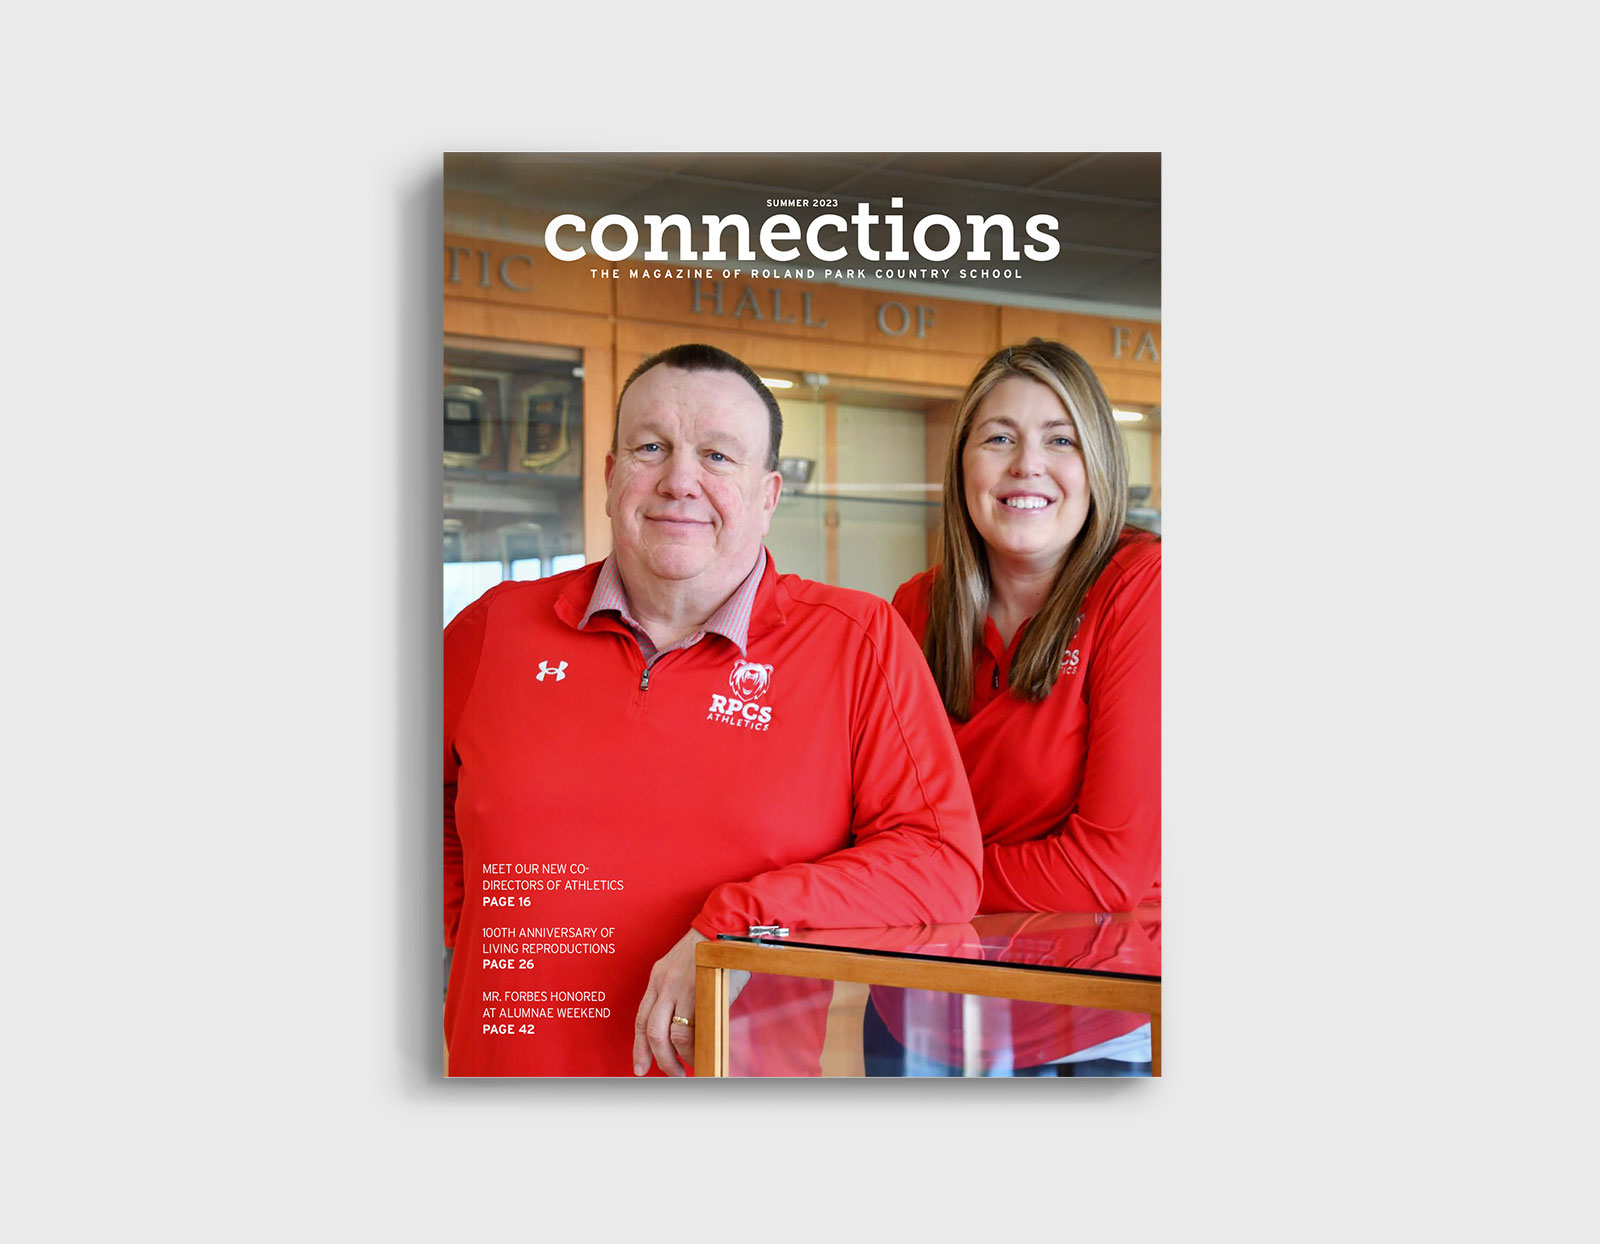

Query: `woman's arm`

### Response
(980, 549, 1161, 913)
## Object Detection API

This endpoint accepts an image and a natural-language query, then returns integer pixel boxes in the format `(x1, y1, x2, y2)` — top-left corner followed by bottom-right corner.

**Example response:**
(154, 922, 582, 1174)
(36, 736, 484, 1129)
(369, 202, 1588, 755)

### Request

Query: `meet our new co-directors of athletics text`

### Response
(442, 336, 1159, 1077)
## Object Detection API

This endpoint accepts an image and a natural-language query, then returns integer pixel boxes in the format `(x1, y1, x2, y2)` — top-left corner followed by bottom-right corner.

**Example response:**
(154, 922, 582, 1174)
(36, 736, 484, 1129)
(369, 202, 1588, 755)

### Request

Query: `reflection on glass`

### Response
(861, 988, 1150, 1078)
(1118, 412, 1161, 532)
(723, 973, 1149, 1078)
(766, 394, 939, 600)
(719, 909, 1160, 1078)
(764, 387, 1160, 599)
(443, 561, 503, 627)
(442, 381, 496, 467)
(444, 343, 585, 624)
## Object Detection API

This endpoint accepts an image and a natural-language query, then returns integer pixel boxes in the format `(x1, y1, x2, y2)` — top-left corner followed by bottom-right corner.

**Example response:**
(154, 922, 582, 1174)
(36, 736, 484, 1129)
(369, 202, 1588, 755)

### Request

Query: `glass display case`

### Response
(762, 380, 945, 601)
(443, 342, 587, 626)
(441, 355, 1160, 622)
(762, 377, 1161, 597)
(696, 909, 1161, 1078)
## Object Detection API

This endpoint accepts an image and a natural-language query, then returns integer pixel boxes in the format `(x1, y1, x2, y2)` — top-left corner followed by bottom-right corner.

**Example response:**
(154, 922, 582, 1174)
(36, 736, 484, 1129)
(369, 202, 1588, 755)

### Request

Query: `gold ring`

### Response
(671, 1015, 693, 1028)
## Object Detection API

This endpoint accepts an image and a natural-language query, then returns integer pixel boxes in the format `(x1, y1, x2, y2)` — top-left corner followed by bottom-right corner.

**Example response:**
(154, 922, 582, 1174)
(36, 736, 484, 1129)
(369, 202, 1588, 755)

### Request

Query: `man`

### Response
(443, 343, 982, 1076)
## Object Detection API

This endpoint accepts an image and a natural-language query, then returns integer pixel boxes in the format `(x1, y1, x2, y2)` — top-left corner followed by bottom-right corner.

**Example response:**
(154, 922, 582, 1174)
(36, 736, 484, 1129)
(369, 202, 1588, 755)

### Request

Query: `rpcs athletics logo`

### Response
(1060, 614, 1085, 676)
(707, 659, 774, 731)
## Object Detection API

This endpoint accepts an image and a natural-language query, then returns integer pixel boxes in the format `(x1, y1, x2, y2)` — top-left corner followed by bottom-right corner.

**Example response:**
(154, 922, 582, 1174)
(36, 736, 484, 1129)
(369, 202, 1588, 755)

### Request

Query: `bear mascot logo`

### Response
(729, 660, 773, 701)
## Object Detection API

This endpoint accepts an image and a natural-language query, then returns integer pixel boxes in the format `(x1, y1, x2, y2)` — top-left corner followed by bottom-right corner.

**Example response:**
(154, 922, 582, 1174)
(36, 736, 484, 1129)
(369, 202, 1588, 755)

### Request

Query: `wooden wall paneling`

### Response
(999, 305, 1162, 373)
(445, 237, 1161, 567)
(1096, 370, 1163, 408)
(580, 345, 615, 561)
(613, 268, 1002, 358)
(443, 299, 611, 352)
(444, 234, 612, 315)
(617, 267, 872, 341)
(857, 292, 1001, 356)
(614, 319, 991, 392)
(605, 337, 650, 564)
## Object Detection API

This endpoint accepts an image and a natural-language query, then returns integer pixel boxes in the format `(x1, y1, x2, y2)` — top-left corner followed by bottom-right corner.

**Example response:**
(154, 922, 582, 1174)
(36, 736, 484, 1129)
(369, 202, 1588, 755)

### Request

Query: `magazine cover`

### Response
(441, 153, 1162, 1078)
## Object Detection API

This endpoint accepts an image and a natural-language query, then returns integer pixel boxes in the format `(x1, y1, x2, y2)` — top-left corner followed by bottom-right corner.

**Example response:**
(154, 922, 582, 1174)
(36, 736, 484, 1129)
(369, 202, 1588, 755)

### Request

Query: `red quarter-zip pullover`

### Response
(444, 552, 983, 1076)
(892, 529, 1160, 914)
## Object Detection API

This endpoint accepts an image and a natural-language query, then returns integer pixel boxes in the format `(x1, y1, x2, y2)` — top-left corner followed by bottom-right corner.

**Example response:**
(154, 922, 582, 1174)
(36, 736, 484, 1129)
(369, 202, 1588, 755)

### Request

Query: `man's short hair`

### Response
(613, 343, 783, 472)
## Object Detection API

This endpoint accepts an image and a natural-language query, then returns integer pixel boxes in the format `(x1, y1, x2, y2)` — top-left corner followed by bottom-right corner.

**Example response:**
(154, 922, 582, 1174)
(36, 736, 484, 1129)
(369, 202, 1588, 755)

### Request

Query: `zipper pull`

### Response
(992, 667, 1000, 690)
(639, 667, 651, 690)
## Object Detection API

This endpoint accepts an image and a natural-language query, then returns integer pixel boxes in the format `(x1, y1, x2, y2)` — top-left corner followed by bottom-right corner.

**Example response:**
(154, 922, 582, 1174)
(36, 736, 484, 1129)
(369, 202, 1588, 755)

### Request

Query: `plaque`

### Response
(443, 372, 506, 470)
(511, 374, 582, 477)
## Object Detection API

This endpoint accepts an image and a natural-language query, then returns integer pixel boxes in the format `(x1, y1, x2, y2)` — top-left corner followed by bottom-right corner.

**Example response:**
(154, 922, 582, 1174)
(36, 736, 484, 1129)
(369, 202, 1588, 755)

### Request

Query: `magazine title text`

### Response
(545, 196, 1061, 265)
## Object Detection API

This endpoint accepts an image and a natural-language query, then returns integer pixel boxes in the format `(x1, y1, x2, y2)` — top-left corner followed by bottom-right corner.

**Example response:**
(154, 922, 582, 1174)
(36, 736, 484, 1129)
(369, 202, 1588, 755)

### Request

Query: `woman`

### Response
(867, 338, 1161, 1075)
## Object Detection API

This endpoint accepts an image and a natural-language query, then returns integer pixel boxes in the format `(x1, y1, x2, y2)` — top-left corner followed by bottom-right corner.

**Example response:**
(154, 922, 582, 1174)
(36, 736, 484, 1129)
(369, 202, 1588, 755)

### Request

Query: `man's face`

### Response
(605, 366, 782, 593)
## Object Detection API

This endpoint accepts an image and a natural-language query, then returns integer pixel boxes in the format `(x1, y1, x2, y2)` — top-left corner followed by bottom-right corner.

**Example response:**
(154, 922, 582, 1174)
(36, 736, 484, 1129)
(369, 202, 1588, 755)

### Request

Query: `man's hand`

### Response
(633, 928, 707, 1076)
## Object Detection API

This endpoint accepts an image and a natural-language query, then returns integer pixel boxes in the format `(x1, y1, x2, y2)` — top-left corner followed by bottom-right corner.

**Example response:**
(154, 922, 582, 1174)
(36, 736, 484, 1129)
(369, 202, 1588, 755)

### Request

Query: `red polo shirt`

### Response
(444, 551, 983, 1076)
(892, 529, 1160, 914)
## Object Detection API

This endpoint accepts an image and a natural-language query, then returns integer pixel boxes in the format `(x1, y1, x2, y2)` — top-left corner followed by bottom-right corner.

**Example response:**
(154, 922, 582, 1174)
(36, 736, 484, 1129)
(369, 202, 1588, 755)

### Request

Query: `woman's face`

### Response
(961, 374, 1091, 572)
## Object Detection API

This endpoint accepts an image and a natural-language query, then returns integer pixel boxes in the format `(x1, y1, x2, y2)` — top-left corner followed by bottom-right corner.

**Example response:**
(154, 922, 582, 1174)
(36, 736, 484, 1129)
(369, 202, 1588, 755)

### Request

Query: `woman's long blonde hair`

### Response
(925, 339, 1134, 719)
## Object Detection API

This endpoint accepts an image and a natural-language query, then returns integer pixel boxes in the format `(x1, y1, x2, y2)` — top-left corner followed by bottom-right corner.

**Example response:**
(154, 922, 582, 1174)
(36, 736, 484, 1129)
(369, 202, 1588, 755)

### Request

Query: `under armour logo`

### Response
(537, 660, 567, 682)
